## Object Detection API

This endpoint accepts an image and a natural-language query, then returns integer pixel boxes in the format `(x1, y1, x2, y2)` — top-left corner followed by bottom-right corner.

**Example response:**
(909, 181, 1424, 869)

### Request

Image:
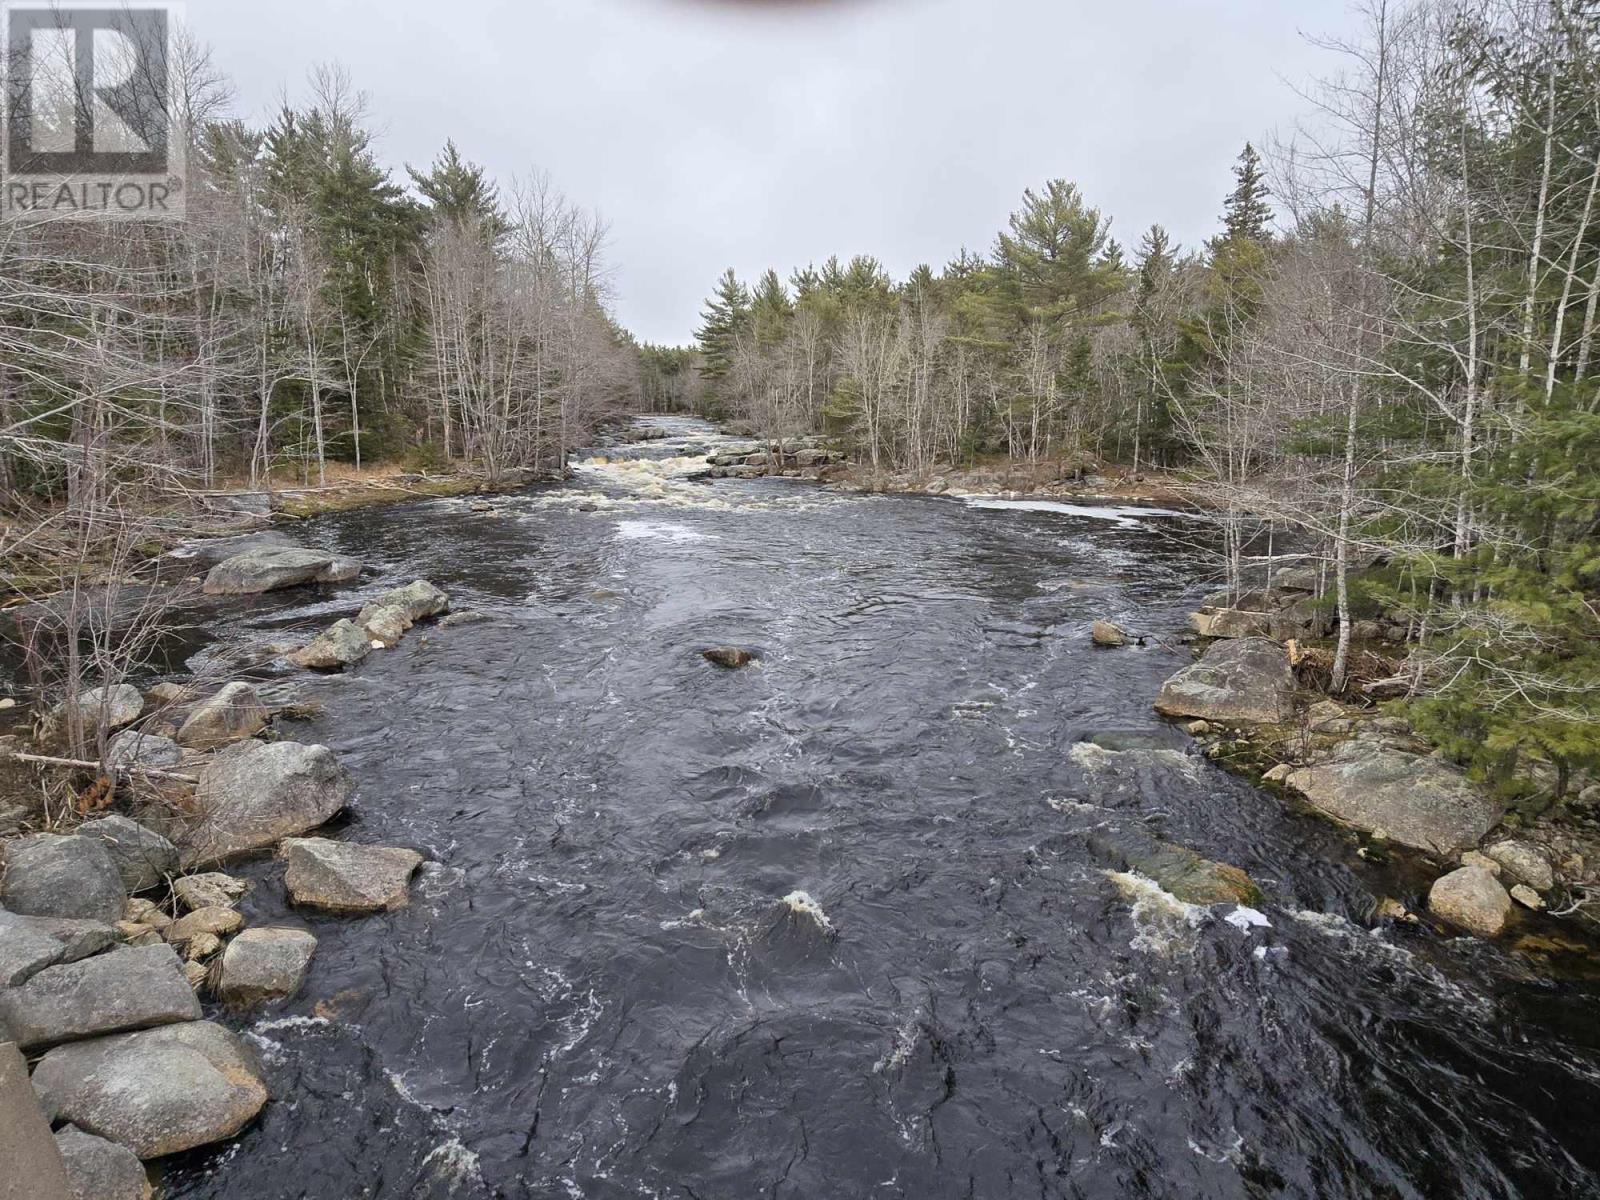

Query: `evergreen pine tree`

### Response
(695, 269, 751, 380)
(1220, 142, 1274, 242)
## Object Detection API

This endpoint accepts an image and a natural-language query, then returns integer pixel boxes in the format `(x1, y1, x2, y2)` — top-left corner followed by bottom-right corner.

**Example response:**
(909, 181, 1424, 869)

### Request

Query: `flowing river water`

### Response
(158, 418, 1600, 1199)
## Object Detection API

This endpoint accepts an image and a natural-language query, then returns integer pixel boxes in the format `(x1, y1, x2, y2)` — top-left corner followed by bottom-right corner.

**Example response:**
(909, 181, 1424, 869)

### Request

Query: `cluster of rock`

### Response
(1, 673, 426, 1191)
(702, 440, 845, 479)
(1147, 631, 1581, 941)
(1186, 565, 1334, 642)
(288, 579, 451, 670)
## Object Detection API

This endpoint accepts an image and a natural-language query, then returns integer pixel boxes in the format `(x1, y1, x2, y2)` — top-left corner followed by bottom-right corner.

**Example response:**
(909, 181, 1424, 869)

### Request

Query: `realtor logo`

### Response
(2, 1, 185, 219)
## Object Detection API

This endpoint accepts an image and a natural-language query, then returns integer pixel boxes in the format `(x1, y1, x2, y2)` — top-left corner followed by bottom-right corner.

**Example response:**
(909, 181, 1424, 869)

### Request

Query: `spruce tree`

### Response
(1220, 142, 1274, 242)
(695, 269, 751, 380)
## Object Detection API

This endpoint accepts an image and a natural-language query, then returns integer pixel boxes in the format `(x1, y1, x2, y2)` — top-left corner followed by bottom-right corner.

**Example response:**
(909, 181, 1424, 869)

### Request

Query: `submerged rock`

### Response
(1153, 638, 1295, 726)
(1284, 739, 1504, 856)
(1, 834, 126, 923)
(76, 817, 178, 893)
(1090, 830, 1262, 907)
(286, 618, 371, 671)
(216, 927, 317, 1005)
(281, 838, 422, 913)
(54, 1126, 152, 1200)
(0, 943, 200, 1051)
(175, 741, 353, 868)
(31, 1021, 267, 1160)
(175, 682, 269, 751)
(1091, 620, 1128, 647)
(202, 546, 337, 595)
(1428, 866, 1513, 937)
(702, 647, 756, 669)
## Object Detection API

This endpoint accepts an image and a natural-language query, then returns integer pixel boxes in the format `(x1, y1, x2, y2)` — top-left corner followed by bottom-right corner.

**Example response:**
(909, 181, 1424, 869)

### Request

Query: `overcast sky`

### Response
(195, 0, 1361, 346)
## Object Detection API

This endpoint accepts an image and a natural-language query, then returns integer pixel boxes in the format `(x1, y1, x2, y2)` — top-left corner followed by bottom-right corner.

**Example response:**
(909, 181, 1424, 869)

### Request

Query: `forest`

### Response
(662, 0, 1600, 802)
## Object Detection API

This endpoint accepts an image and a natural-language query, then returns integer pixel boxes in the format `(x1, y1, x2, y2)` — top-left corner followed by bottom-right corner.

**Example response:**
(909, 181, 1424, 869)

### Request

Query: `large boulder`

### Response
(1484, 839, 1554, 892)
(54, 1127, 151, 1200)
(202, 546, 337, 595)
(0, 911, 118, 986)
(175, 682, 269, 751)
(1153, 638, 1295, 726)
(1284, 739, 1504, 856)
(0, 943, 200, 1051)
(281, 838, 422, 913)
(286, 618, 372, 671)
(175, 741, 353, 867)
(1188, 608, 1274, 639)
(48, 685, 144, 734)
(1, 835, 126, 923)
(0, 1043, 74, 1200)
(357, 580, 450, 648)
(216, 927, 317, 1005)
(30, 1021, 267, 1160)
(104, 731, 183, 771)
(1428, 866, 1513, 937)
(75, 817, 177, 894)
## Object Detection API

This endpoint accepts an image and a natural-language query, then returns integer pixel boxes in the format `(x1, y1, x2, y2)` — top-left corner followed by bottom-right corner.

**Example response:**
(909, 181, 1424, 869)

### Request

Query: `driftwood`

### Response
(5, 751, 199, 785)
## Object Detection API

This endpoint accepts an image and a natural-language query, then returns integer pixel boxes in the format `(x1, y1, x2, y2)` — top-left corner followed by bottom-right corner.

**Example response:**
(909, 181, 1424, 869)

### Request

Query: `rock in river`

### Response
(1090, 829, 1262, 907)
(1284, 738, 1504, 856)
(1091, 620, 1128, 647)
(357, 580, 450, 648)
(702, 647, 756, 669)
(54, 1126, 152, 1200)
(175, 741, 353, 867)
(202, 546, 346, 595)
(175, 681, 269, 751)
(216, 927, 317, 1004)
(0, 943, 200, 1051)
(281, 838, 422, 913)
(1153, 637, 1295, 725)
(1428, 866, 1513, 937)
(76, 817, 178, 894)
(287, 618, 371, 671)
(31, 1020, 267, 1160)
(1, 834, 126, 923)
(172, 872, 247, 912)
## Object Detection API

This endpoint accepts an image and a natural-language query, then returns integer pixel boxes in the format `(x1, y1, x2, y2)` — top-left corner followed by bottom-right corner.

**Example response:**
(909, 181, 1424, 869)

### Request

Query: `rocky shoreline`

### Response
(0, 546, 458, 1197)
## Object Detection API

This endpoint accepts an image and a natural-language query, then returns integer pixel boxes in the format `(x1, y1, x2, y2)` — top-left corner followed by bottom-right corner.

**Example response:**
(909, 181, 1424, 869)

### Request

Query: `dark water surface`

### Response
(164, 419, 1600, 1200)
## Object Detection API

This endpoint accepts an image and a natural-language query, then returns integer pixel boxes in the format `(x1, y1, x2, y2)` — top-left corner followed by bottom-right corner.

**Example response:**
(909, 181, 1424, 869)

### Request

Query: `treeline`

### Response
(0, 56, 637, 580)
(675, 0, 1600, 801)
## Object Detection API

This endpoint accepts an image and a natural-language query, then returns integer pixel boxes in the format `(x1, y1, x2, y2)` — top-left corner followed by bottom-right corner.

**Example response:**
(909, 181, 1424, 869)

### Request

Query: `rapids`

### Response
(160, 418, 1600, 1199)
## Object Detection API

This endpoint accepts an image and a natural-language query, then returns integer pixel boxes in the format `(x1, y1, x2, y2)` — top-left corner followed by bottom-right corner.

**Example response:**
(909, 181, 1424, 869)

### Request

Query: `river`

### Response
(162, 418, 1600, 1199)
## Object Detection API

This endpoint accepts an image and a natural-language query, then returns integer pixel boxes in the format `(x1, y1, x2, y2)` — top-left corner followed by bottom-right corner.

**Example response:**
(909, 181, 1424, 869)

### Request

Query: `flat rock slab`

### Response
(76, 817, 178, 893)
(31, 1020, 267, 1160)
(55, 1127, 151, 1200)
(1154, 637, 1295, 725)
(1, 835, 126, 924)
(203, 547, 336, 595)
(175, 741, 353, 867)
(282, 838, 422, 913)
(217, 927, 317, 1005)
(0, 1043, 74, 1200)
(1285, 738, 1505, 856)
(0, 911, 117, 987)
(175, 682, 269, 751)
(0, 943, 200, 1051)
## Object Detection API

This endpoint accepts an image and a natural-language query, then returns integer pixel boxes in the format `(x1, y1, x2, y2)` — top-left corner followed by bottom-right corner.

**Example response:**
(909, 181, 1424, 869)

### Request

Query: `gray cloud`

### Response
(198, 0, 1358, 345)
